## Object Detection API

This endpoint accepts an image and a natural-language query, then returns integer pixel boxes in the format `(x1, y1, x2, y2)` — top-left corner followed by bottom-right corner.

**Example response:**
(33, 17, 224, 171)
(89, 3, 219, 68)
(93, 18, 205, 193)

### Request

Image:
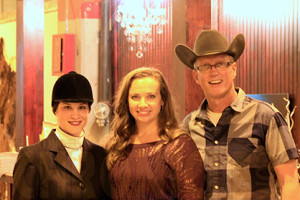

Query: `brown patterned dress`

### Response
(109, 134, 204, 200)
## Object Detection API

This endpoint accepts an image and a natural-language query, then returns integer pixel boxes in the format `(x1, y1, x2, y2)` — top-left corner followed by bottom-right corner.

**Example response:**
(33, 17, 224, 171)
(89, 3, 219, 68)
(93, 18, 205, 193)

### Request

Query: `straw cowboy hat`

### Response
(175, 29, 245, 69)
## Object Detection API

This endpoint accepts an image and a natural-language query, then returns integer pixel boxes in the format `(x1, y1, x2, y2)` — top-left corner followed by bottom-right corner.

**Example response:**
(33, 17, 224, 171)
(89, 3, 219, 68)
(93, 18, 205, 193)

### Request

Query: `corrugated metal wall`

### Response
(217, 0, 300, 144)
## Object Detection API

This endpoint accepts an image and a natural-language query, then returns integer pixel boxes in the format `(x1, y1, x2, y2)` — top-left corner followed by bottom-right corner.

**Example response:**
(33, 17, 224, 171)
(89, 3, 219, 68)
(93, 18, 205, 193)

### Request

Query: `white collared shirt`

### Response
(55, 127, 84, 173)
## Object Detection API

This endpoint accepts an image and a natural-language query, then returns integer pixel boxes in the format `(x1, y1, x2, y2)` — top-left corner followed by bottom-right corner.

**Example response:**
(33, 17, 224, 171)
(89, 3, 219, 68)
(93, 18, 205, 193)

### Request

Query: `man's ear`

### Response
(231, 62, 237, 79)
(192, 70, 201, 85)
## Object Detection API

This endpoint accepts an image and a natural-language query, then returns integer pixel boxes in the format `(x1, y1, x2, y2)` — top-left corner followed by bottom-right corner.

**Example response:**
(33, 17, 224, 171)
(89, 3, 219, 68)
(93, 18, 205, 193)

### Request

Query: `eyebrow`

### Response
(129, 91, 158, 95)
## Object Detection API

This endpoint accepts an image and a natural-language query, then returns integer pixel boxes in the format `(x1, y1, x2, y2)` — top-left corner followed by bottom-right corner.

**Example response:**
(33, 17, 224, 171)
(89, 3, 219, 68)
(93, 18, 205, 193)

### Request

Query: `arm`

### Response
(13, 148, 39, 200)
(167, 134, 204, 200)
(265, 113, 299, 199)
(274, 159, 300, 200)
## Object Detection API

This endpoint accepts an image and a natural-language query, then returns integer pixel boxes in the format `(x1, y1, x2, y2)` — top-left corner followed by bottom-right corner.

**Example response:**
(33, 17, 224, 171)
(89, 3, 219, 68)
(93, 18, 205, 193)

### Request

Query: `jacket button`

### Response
(79, 182, 85, 189)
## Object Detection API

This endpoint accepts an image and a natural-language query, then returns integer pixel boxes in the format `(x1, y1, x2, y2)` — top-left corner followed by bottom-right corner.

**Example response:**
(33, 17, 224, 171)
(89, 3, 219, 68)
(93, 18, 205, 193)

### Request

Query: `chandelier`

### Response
(115, 0, 167, 58)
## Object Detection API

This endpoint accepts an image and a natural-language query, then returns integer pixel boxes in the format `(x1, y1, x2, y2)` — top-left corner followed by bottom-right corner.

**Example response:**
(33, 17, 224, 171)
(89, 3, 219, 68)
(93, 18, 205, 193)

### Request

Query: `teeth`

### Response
(209, 80, 222, 84)
(70, 121, 81, 125)
(138, 111, 150, 115)
(139, 111, 149, 114)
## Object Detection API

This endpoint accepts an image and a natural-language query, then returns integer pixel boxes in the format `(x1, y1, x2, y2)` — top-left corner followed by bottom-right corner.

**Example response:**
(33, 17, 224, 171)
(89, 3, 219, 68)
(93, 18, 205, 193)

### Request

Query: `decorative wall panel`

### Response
(112, 0, 173, 91)
(216, 0, 300, 145)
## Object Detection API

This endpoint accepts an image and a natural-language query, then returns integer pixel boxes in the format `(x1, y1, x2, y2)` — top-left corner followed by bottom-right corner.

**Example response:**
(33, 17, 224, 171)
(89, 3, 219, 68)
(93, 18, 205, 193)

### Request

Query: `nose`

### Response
(138, 97, 148, 107)
(209, 65, 219, 74)
(70, 108, 80, 118)
(210, 65, 218, 71)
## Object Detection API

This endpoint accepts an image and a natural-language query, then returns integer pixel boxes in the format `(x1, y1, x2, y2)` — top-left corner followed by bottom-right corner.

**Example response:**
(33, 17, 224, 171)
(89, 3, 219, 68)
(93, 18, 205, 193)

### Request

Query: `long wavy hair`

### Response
(106, 67, 184, 169)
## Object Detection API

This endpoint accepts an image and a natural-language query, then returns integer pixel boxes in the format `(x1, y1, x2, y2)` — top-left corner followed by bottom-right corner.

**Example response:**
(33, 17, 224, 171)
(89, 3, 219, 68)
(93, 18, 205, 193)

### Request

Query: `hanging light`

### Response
(115, 0, 166, 58)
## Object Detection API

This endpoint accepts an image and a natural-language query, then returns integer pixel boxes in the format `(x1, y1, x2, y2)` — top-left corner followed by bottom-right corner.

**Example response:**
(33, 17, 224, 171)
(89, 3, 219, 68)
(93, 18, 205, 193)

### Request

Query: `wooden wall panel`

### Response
(112, 0, 173, 86)
(112, 0, 173, 95)
(216, 0, 300, 146)
(16, 0, 44, 147)
(185, 0, 211, 114)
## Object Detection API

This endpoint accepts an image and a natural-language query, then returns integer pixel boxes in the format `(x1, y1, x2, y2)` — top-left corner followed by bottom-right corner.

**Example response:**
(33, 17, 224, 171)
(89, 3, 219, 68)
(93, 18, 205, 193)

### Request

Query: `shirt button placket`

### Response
(213, 140, 220, 191)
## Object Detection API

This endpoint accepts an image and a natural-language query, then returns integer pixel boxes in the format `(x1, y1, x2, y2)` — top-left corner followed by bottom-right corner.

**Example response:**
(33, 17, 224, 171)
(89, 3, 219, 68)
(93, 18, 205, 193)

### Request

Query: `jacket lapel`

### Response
(46, 130, 83, 182)
(80, 139, 91, 178)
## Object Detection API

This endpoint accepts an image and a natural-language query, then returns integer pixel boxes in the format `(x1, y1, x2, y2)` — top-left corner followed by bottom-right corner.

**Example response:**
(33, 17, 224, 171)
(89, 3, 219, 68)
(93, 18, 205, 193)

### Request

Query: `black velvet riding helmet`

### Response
(51, 71, 93, 113)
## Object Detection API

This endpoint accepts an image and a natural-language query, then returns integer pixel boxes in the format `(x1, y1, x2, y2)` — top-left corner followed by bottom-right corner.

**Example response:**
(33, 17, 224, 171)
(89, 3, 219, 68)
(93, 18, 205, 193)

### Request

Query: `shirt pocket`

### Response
(228, 138, 260, 167)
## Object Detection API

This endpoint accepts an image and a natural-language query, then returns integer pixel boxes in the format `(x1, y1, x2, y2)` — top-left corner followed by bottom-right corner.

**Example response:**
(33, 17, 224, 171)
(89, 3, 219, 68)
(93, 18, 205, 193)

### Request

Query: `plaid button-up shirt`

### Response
(183, 88, 298, 200)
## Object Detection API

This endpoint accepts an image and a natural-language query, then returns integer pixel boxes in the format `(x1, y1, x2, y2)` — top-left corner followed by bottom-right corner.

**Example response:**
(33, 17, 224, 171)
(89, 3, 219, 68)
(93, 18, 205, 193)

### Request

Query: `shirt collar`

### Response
(230, 87, 247, 112)
(55, 127, 84, 149)
(196, 87, 246, 119)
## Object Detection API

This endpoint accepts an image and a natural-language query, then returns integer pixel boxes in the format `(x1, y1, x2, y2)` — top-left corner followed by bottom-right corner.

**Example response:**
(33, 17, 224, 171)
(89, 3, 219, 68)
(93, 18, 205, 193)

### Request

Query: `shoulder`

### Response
(182, 108, 201, 129)
(84, 138, 107, 155)
(18, 137, 49, 155)
(246, 96, 287, 123)
(173, 133, 193, 141)
(163, 134, 201, 165)
(16, 135, 59, 166)
(165, 134, 197, 152)
(234, 88, 280, 116)
(14, 141, 46, 171)
(183, 112, 192, 124)
(183, 107, 201, 122)
(243, 95, 279, 114)
(174, 134, 197, 146)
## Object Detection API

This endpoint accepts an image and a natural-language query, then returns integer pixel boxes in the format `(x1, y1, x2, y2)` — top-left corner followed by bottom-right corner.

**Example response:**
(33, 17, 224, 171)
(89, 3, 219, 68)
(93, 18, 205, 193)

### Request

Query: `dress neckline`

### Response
(129, 139, 164, 147)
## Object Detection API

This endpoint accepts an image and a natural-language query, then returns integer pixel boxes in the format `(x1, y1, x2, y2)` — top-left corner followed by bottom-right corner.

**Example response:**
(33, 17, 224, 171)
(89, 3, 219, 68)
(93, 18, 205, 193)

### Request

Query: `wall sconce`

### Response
(93, 102, 110, 126)
(115, 0, 166, 58)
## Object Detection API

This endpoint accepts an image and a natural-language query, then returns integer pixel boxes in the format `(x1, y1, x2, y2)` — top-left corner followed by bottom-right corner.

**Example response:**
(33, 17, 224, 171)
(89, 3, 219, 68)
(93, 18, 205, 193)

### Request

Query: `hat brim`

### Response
(175, 45, 198, 69)
(53, 98, 93, 103)
(175, 33, 245, 69)
(226, 34, 245, 61)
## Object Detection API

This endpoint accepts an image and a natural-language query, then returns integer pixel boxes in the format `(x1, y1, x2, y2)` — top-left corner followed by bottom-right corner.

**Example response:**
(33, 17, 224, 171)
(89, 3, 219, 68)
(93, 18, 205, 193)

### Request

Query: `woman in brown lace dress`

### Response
(106, 67, 204, 200)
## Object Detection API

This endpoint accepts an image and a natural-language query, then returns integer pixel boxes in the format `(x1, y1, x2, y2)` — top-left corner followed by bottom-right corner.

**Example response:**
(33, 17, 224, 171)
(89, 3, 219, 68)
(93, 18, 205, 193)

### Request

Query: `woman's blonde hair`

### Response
(106, 67, 183, 169)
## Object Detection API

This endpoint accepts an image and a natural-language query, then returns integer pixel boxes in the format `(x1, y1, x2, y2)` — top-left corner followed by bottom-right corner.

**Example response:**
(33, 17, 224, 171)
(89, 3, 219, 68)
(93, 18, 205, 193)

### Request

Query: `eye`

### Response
(215, 63, 222, 68)
(63, 105, 72, 110)
(216, 62, 230, 69)
(79, 105, 88, 110)
(201, 65, 211, 70)
(147, 94, 156, 99)
(130, 95, 140, 100)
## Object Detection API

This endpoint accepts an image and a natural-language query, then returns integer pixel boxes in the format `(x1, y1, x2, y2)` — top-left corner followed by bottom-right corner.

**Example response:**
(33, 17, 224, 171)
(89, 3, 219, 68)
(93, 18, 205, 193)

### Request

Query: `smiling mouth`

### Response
(69, 121, 81, 126)
(209, 80, 222, 84)
(137, 111, 150, 116)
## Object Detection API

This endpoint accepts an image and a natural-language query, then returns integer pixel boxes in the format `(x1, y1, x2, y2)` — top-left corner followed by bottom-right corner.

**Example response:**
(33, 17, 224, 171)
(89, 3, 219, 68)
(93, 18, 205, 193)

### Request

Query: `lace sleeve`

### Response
(164, 134, 204, 200)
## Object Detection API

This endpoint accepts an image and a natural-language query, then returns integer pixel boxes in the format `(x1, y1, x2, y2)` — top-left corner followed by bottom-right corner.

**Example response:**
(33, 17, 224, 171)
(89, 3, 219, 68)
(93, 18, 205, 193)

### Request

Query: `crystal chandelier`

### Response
(115, 0, 167, 58)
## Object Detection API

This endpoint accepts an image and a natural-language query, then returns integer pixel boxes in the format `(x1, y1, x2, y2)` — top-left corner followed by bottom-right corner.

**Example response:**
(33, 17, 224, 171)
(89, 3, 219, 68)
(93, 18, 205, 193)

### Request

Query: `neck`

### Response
(206, 89, 237, 113)
(130, 122, 161, 144)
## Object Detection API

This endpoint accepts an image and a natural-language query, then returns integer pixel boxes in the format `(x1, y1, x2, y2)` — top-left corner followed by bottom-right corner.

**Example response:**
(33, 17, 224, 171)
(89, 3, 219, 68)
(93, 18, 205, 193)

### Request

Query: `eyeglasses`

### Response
(195, 62, 233, 72)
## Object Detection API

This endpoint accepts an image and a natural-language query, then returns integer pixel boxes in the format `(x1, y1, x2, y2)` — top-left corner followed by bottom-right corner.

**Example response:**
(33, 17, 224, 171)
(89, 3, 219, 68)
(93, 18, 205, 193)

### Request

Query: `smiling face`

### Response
(192, 54, 237, 102)
(128, 77, 164, 128)
(55, 102, 90, 137)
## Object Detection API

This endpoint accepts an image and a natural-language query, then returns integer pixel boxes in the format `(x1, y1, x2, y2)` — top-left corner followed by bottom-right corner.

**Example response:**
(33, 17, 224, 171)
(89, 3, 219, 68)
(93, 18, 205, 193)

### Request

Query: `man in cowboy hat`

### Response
(175, 29, 299, 200)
